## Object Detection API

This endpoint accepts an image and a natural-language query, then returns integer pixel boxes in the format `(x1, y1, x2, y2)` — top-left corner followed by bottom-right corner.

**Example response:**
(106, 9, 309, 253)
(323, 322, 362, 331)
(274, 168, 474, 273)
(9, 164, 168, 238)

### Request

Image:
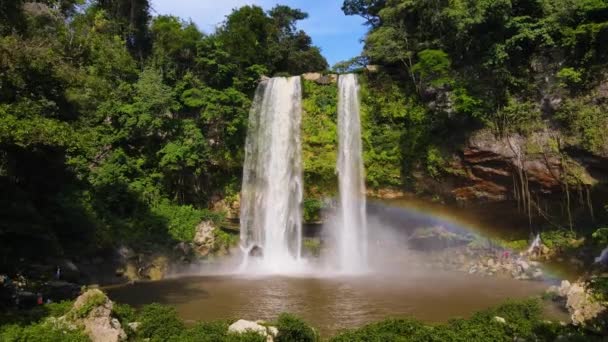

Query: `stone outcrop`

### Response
(547, 280, 607, 329)
(427, 244, 546, 281)
(228, 319, 278, 342)
(445, 128, 605, 203)
(301, 73, 337, 85)
(67, 289, 127, 342)
(193, 220, 216, 256)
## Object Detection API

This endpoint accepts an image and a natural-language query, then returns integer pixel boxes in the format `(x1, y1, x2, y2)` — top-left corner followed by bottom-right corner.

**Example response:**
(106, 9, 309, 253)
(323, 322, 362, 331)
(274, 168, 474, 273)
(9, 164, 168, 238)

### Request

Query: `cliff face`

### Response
(432, 129, 608, 209)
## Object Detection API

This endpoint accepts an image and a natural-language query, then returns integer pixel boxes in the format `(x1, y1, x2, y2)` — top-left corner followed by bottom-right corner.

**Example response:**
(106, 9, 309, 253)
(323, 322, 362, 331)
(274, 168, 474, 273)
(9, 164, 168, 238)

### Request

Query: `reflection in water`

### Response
(107, 271, 552, 336)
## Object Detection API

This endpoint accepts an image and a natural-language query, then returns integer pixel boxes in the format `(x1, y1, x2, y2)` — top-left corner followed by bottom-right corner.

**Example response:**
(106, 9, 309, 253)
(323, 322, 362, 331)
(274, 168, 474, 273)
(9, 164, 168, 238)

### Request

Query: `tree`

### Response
(342, 0, 386, 27)
(96, 0, 151, 57)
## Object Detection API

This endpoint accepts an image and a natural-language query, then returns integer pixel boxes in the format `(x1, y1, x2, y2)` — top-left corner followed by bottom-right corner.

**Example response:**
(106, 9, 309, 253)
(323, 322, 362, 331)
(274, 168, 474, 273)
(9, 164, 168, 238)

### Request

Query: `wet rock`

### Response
(565, 283, 606, 327)
(532, 269, 544, 280)
(194, 221, 216, 256)
(517, 260, 530, 272)
(116, 246, 135, 260)
(174, 242, 193, 261)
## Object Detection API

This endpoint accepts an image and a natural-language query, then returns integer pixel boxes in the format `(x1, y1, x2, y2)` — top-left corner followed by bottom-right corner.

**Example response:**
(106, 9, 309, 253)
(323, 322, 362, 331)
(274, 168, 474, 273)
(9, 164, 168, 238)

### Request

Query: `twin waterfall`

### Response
(239, 74, 366, 274)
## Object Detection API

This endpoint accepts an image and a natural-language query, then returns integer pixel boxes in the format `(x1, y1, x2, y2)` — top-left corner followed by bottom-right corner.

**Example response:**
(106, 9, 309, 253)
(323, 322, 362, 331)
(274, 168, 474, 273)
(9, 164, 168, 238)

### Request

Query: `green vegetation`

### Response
(276, 313, 319, 342)
(68, 291, 107, 320)
(0, 1, 328, 270)
(330, 299, 602, 341)
(302, 238, 322, 257)
(2, 294, 608, 341)
(338, 0, 608, 192)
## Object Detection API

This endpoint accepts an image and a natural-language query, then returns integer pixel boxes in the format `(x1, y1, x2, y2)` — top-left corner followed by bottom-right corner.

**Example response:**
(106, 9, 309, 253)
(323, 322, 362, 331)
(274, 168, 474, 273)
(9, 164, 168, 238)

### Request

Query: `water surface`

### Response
(107, 271, 553, 336)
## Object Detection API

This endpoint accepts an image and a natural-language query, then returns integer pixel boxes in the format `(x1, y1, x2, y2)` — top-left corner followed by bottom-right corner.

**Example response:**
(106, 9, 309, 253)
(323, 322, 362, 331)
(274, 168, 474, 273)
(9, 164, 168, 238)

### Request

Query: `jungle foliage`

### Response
(0, 1, 327, 268)
(339, 0, 608, 189)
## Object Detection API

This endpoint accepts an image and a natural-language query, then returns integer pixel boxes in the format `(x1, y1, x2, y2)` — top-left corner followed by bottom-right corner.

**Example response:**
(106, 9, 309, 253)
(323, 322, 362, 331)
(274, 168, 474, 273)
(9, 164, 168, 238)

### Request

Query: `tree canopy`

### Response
(0, 1, 328, 268)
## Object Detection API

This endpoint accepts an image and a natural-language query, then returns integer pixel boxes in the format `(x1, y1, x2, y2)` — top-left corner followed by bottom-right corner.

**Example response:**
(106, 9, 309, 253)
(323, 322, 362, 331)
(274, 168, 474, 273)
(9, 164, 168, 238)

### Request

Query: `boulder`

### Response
(565, 283, 606, 326)
(68, 289, 127, 342)
(228, 319, 277, 342)
(493, 316, 506, 324)
(559, 280, 571, 297)
(194, 221, 216, 256)
(517, 260, 530, 272)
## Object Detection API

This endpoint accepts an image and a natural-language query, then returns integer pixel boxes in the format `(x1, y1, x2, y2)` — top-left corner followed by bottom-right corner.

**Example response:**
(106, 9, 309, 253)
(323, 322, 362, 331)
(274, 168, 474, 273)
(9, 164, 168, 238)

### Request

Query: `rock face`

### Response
(69, 289, 127, 342)
(193, 220, 216, 256)
(445, 128, 606, 203)
(301, 73, 337, 85)
(550, 280, 607, 328)
(228, 319, 278, 342)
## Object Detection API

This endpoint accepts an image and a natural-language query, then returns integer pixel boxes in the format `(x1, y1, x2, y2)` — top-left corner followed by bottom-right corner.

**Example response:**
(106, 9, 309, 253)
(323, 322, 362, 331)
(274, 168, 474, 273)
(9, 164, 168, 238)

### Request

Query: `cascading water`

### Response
(239, 76, 304, 273)
(335, 73, 368, 273)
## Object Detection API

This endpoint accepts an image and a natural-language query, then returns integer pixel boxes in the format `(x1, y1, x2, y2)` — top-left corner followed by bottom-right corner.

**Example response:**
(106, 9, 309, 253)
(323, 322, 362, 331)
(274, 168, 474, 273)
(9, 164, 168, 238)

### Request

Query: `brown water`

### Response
(106, 271, 556, 336)
(107, 198, 574, 336)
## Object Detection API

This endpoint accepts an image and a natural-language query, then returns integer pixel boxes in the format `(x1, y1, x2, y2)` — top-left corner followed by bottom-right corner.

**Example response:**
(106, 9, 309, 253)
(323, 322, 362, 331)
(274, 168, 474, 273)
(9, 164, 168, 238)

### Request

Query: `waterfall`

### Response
(335, 73, 368, 272)
(595, 246, 608, 264)
(239, 76, 304, 273)
(527, 234, 541, 254)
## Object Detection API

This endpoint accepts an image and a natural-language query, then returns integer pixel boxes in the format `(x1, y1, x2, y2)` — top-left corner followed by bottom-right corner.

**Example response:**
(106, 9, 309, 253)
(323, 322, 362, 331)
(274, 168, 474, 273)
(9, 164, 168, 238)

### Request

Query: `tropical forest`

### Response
(1, 0, 608, 341)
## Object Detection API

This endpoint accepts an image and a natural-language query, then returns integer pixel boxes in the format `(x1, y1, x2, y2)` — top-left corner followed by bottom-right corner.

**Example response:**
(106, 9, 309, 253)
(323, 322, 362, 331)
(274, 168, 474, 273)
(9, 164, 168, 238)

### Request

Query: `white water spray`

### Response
(527, 234, 541, 254)
(335, 74, 368, 273)
(239, 76, 304, 273)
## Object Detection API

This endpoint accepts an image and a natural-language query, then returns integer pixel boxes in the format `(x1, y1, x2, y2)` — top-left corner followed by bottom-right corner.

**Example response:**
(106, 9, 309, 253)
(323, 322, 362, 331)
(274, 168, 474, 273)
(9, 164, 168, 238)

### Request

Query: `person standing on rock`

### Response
(55, 266, 61, 280)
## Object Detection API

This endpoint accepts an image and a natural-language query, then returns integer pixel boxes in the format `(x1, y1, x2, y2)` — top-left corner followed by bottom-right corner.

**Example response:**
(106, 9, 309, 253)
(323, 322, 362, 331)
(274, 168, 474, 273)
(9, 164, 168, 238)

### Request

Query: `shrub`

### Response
(557, 67, 583, 88)
(137, 303, 185, 341)
(0, 322, 88, 342)
(275, 313, 318, 342)
(303, 198, 324, 223)
(331, 300, 544, 342)
(591, 228, 608, 245)
(152, 200, 223, 242)
(303, 238, 322, 257)
(169, 321, 266, 342)
(112, 302, 136, 327)
(45, 300, 74, 318)
(540, 230, 577, 250)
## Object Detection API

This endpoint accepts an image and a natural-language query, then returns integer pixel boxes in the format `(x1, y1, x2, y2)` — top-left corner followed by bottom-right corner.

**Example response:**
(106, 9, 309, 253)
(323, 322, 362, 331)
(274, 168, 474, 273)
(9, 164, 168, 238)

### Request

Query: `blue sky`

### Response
(150, 0, 367, 67)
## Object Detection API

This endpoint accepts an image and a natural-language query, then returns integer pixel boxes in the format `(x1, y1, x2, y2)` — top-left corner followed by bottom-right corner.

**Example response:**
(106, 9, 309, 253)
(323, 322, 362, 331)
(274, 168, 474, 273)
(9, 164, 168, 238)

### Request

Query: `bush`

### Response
(45, 300, 74, 318)
(0, 322, 88, 342)
(137, 303, 185, 341)
(213, 229, 239, 252)
(151, 199, 224, 242)
(112, 302, 136, 327)
(331, 300, 545, 342)
(275, 313, 318, 342)
(303, 198, 323, 223)
(540, 230, 577, 250)
(168, 321, 266, 342)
